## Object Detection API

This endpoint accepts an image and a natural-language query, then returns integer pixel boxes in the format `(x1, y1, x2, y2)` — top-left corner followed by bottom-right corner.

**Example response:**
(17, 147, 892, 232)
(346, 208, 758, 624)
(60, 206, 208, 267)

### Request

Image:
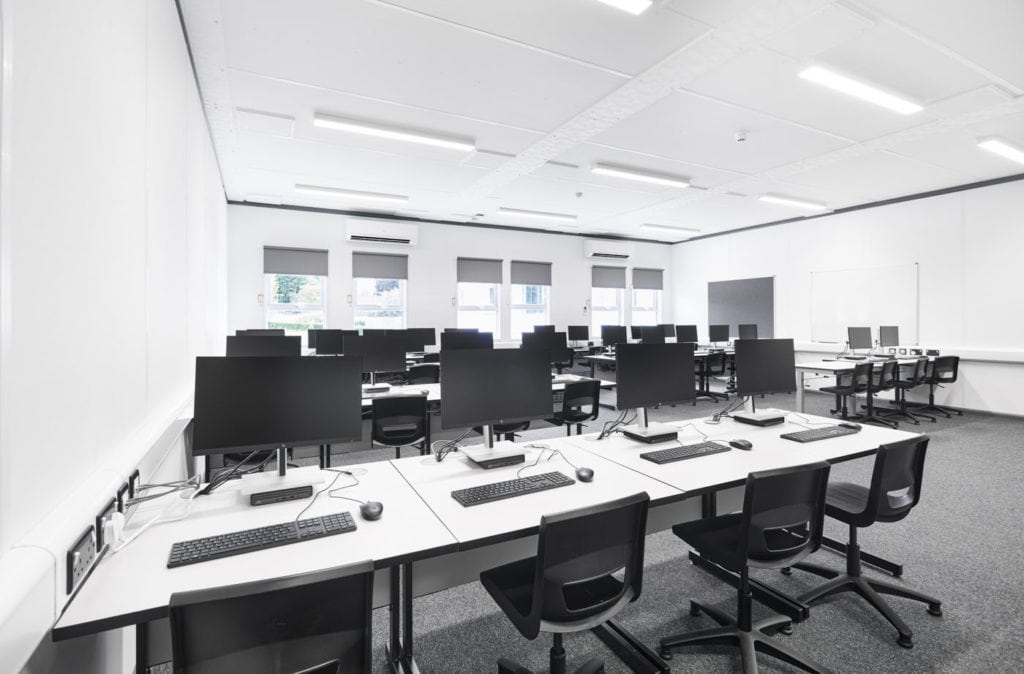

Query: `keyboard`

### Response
(780, 425, 859, 443)
(451, 471, 574, 507)
(167, 512, 357, 568)
(640, 441, 730, 465)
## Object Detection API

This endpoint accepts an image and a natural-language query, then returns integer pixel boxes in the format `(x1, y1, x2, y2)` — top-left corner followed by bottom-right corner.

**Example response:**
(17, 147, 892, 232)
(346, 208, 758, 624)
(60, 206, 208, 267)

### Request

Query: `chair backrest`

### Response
(738, 462, 831, 569)
(838, 361, 873, 390)
(931, 355, 959, 384)
(406, 363, 440, 384)
(421, 352, 440, 363)
(371, 395, 428, 447)
(704, 350, 726, 375)
(858, 435, 929, 526)
(901, 357, 928, 385)
(169, 561, 373, 674)
(524, 492, 649, 637)
(871, 359, 898, 391)
(559, 379, 601, 424)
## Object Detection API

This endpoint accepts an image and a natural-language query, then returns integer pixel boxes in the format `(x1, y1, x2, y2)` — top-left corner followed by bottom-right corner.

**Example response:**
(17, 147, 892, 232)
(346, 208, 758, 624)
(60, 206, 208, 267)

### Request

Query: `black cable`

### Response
(199, 449, 265, 496)
(292, 469, 351, 527)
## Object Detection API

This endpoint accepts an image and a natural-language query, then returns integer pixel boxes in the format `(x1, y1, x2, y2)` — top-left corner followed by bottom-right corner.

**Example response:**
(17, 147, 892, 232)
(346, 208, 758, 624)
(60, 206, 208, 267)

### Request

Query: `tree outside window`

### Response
(265, 273, 326, 346)
(511, 284, 549, 338)
(354, 277, 406, 329)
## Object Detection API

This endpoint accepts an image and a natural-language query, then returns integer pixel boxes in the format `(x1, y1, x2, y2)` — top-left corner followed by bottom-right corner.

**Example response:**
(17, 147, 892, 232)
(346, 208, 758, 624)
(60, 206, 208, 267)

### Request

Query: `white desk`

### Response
(794, 357, 919, 412)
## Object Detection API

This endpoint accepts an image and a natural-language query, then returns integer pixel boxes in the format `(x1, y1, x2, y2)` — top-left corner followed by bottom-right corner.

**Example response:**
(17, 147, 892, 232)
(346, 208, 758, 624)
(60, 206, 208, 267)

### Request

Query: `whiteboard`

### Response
(811, 263, 918, 344)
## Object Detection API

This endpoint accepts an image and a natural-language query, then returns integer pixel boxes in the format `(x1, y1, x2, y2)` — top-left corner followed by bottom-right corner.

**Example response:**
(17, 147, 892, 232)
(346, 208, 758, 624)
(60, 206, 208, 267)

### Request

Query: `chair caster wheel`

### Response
(928, 604, 943, 617)
(781, 567, 792, 576)
(689, 601, 701, 617)
(659, 649, 673, 660)
(898, 635, 914, 649)
(780, 623, 794, 636)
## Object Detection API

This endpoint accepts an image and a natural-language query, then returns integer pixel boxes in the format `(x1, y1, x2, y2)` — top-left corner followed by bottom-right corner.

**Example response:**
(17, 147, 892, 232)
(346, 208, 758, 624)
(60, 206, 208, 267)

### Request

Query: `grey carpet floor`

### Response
(325, 372, 1024, 673)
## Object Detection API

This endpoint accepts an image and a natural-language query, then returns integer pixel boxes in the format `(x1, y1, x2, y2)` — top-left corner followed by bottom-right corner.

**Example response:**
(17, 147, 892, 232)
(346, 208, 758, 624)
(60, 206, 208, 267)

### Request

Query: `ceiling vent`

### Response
(584, 239, 633, 260)
(346, 219, 418, 246)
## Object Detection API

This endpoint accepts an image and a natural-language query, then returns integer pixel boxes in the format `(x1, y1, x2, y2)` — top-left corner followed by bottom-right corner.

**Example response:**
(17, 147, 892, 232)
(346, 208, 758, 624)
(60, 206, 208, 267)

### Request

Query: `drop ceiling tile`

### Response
(927, 86, 1013, 119)
(551, 142, 743, 190)
(493, 175, 670, 221)
(655, 192, 805, 231)
(665, 0, 752, 27)
(889, 128, 1024, 183)
(785, 151, 966, 200)
(968, 110, 1024, 146)
(235, 108, 295, 136)
(764, 4, 875, 61)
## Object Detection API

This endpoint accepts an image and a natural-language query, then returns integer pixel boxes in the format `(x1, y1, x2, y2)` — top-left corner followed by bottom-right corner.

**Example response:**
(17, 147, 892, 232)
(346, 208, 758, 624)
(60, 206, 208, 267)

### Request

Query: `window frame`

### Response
(510, 283, 550, 338)
(353, 276, 407, 330)
(457, 281, 501, 335)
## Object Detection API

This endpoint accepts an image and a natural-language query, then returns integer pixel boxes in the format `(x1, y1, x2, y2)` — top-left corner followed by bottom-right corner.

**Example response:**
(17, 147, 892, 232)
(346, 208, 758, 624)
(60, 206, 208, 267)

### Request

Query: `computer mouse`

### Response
(729, 439, 753, 451)
(838, 421, 862, 431)
(575, 467, 595, 483)
(359, 501, 384, 521)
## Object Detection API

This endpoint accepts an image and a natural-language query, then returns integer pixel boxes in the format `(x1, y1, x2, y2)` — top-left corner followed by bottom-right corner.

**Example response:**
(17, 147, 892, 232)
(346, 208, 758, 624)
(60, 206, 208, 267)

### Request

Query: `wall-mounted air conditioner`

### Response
(346, 219, 419, 246)
(583, 239, 633, 260)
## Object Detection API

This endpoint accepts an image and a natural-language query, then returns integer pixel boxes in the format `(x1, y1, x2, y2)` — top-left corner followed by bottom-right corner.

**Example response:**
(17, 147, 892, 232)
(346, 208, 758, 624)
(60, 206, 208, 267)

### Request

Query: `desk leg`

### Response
(386, 563, 419, 674)
(796, 372, 805, 413)
(402, 563, 415, 671)
(136, 622, 148, 674)
(592, 620, 670, 673)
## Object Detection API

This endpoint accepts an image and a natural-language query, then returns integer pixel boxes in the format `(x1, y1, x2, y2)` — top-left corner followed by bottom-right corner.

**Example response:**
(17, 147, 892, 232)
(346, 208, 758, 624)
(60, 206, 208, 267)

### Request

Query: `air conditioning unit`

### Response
(346, 219, 419, 246)
(583, 239, 633, 260)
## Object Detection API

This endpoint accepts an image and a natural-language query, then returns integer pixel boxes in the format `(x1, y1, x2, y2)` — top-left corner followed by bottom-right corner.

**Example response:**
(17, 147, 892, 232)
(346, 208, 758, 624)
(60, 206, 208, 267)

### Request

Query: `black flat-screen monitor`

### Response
(440, 348, 551, 430)
(848, 327, 873, 350)
(441, 331, 494, 350)
(738, 324, 758, 340)
(226, 335, 301, 357)
(601, 325, 628, 347)
(406, 327, 437, 349)
(567, 325, 589, 341)
(659, 324, 675, 338)
(522, 331, 572, 363)
(640, 326, 665, 344)
(734, 338, 795, 397)
(879, 325, 899, 347)
(360, 328, 387, 337)
(308, 328, 320, 349)
(235, 329, 285, 337)
(675, 325, 698, 343)
(315, 329, 359, 355)
(709, 324, 730, 343)
(342, 335, 407, 373)
(615, 343, 696, 410)
(444, 327, 478, 333)
(534, 325, 555, 333)
(192, 356, 363, 456)
(630, 326, 644, 340)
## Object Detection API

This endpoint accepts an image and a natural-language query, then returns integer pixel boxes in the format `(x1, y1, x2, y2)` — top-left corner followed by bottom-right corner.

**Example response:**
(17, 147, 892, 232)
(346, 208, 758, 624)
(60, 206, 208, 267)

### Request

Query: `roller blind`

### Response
(263, 247, 328, 276)
(352, 252, 408, 279)
(591, 265, 626, 289)
(632, 268, 663, 290)
(510, 260, 552, 285)
(457, 257, 502, 284)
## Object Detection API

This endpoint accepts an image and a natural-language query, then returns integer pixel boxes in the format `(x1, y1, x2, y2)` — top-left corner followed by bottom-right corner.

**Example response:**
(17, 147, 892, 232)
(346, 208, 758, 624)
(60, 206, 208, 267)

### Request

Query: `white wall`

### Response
(672, 179, 1024, 416)
(0, 0, 226, 670)
(227, 205, 674, 339)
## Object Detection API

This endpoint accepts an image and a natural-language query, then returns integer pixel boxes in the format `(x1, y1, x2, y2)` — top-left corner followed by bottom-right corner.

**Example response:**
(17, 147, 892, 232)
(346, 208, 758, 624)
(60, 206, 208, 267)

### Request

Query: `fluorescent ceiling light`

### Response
(295, 184, 408, 204)
(593, 0, 653, 15)
(641, 224, 701, 234)
(592, 164, 689, 188)
(312, 113, 475, 152)
(498, 207, 577, 223)
(759, 193, 829, 212)
(799, 66, 922, 115)
(978, 137, 1024, 166)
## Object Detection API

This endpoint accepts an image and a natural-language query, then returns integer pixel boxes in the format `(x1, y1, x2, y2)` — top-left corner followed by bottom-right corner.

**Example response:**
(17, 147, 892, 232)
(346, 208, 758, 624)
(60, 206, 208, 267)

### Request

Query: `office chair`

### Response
(912, 356, 962, 418)
(474, 421, 531, 442)
(480, 492, 650, 674)
(879, 358, 935, 425)
(422, 352, 440, 363)
(782, 437, 941, 648)
(553, 350, 575, 375)
(546, 379, 600, 436)
(861, 359, 898, 428)
(405, 363, 440, 384)
(168, 561, 373, 674)
(821, 361, 872, 419)
(660, 462, 832, 673)
(694, 350, 728, 402)
(371, 394, 430, 458)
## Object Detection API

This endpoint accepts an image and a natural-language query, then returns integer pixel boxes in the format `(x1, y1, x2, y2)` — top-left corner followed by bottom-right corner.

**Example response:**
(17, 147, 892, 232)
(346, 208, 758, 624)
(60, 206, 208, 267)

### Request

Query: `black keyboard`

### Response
(451, 471, 575, 507)
(167, 512, 357, 568)
(640, 441, 730, 465)
(780, 425, 859, 443)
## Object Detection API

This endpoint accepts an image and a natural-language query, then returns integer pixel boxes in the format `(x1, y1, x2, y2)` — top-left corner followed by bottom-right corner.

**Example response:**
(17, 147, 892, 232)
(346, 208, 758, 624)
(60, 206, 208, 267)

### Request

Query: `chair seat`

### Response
(481, 557, 536, 635)
(673, 513, 745, 572)
(824, 481, 869, 522)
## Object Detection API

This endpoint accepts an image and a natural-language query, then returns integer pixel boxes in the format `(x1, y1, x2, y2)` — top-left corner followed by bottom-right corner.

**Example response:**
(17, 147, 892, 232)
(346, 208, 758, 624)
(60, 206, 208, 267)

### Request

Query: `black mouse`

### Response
(359, 501, 384, 521)
(575, 467, 595, 483)
(729, 439, 753, 451)
(838, 421, 862, 430)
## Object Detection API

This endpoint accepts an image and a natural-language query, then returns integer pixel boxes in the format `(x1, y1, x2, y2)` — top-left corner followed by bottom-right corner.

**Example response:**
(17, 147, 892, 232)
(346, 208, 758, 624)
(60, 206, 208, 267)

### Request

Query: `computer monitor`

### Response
(192, 355, 363, 457)
(440, 348, 551, 441)
(341, 335, 407, 375)
(738, 324, 758, 340)
(226, 335, 301, 357)
(440, 331, 494, 350)
(659, 324, 675, 338)
(847, 327, 873, 351)
(235, 329, 285, 337)
(360, 328, 387, 337)
(444, 327, 478, 333)
(675, 325, 698, 343)
(534, 325, 556, 333)
(879, 325, 899, 348)
(601, 325, 628, 348)
(567, 325, 589, 342)
(630, 326, 644, 340)
(406, 327, 437, 349)
(314, 329, 358, 355)
(734, 338, 796, 399)
(616, 343, 695, 442)
(640, 326, 665, 344)
(708, 324, 730, 343)
(308, 328, 321, 349)
(522, 331, 572, 364)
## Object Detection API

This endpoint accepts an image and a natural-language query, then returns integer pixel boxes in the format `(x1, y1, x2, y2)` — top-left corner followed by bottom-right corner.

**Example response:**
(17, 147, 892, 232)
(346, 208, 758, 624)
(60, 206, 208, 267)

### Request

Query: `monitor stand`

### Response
(460, 425, 526, 469)
(732, 398, 786, 427)
(238, 447, 324, 506)
(363, 371, 391, 394)
(621, 408, 679, 444)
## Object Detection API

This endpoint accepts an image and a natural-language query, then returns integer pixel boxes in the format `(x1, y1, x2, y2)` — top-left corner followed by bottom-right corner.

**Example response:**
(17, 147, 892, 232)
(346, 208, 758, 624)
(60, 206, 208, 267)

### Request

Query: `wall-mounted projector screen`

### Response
(811, 263, 919, 344)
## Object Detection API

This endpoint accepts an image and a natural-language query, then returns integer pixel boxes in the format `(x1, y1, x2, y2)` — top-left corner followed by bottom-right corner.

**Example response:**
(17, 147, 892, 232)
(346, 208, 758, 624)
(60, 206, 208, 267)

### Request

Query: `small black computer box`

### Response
(250, 485, 313, 506)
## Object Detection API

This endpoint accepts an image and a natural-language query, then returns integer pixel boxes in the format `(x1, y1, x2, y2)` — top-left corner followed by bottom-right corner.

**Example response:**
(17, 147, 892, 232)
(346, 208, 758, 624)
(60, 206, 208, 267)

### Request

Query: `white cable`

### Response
(109, 485, 200, 553)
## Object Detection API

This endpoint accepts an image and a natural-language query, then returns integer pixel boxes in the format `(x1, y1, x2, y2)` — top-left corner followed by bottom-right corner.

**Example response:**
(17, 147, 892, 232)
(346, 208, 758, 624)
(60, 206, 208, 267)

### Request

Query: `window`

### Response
(632, 268, 664, 326)
(263, 247, 329, 346)
(510, 260, 552, 338)
(457, 257, 502, 335)
(352, 252, 408, 330)
(591, 265, 626, 333)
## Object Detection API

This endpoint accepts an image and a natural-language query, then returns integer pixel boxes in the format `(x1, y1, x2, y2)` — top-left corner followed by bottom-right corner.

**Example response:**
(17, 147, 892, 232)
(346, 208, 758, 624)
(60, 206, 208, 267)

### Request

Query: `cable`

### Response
(292, 468, 352, 527)
(708, 396, 748, 424)
(200, 449, 276, 496)
(516, 447, 580, 478)
(597, 409, 636, 440)
(432, 428, 473, 463)
(110, 483, 201, 554)
(676, 422, 708, 442)
(786, 412, 836, 430)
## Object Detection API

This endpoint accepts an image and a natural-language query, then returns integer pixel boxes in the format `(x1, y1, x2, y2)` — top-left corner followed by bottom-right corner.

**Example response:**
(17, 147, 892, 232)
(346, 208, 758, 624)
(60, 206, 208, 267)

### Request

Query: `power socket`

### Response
(95, 497, 117, 551)
(128, 469, 141, 498)
(66, 526, 98, 595)
(116, 481, 130, 513)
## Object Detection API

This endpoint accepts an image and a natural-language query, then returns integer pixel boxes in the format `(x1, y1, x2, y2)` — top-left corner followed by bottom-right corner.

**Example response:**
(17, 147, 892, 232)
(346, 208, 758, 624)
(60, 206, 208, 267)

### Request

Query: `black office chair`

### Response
(475, 421, 531, 442)
(879, 358, 935, 425)
(912, 356, 962, 418)
(480, 492, 650, 674)
(783, 437, 941, 649)
(660, 462, 832, 673)
(694, 350, 728, 403)
(168, 561, 373, 674)
(546, 379, 600, 436)
(422, 352, 441, 363)
(405, 363, 440, 384)
(554, 350, 575, 375)
(371, 394, 430, 458)
(861, 359, 898, 428)
(821, 361, 872, 419)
